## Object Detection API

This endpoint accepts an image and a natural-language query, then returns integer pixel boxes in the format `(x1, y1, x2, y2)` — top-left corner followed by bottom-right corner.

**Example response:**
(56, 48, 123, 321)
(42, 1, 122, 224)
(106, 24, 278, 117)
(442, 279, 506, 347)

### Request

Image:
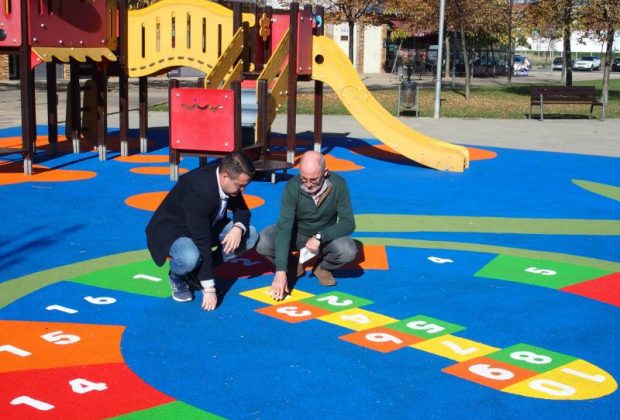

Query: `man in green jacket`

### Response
(256, 151, 357, 300)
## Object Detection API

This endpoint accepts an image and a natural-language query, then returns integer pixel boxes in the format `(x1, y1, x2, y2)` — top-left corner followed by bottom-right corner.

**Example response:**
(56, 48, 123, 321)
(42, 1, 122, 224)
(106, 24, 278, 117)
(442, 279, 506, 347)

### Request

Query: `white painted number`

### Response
(69, 378, 108, 394)
(276, 306, 311, 317)
(561, 367, 605, 383)
(441, 340, 478, 356)
(316, 295, 353, 307)
(0, 344, 32, 357)
(469, 363, 514, 380)
(133, 274, 162, 282)
(529, 379, 575, 396)
(365, 332, 403, 344)
(84, 296, 116, 305)
(406, 320, 445, 334)
(41, 331, 80, 345)
(525, 267, 557, 276)
(10, 396, 54, 411)
(46, 305, 78, 314)
(428, 256, 454, 264)
(510, 350, 552, 365)
(340, 313, 370, 324)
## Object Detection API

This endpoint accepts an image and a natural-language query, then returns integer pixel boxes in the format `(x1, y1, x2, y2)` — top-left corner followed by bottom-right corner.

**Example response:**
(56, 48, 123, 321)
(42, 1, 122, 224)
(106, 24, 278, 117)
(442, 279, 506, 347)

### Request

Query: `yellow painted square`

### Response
(502, 359, 617, 400)
(319, 308, 397, 331)
(411, 334, 499, 362)
(240, 286, 314, 305)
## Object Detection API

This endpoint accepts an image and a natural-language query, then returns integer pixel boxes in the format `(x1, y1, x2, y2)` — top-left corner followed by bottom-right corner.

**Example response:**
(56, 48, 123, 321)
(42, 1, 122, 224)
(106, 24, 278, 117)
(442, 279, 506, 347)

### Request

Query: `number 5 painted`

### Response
(525, 267, 556, 276)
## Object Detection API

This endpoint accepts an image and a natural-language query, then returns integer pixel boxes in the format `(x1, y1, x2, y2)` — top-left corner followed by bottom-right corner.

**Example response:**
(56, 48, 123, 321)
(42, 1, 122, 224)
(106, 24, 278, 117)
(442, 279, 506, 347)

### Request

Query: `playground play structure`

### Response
(0, 0, 470, 178)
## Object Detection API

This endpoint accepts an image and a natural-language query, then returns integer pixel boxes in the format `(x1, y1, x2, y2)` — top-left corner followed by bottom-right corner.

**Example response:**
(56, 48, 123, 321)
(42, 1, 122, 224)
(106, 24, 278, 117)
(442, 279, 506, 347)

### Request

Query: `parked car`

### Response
(612, 58, 620, 72)
(513, 55, 532, 72)
(552, 56, 571, 71)
(472, 57, 507, 76)
(573, 56, 601, 71)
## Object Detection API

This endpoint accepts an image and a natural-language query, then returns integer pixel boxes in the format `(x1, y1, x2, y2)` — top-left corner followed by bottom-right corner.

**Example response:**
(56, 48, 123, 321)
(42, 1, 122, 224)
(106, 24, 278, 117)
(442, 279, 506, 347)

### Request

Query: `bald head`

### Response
(299, 151, 325, 174)
(299, 151, 327, 194)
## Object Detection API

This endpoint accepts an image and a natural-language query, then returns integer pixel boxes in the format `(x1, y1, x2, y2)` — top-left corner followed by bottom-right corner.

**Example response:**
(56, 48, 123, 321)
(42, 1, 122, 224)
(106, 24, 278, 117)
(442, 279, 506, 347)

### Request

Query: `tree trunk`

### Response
(452, 31, 458, 88)
(601, 29, 614, 120)
(460, 24, 470, 99)
(507, 0, 513, 87)
(348, 21, 355, 64)
(444, 33, 451, 79)
(562, 6, 572, 86)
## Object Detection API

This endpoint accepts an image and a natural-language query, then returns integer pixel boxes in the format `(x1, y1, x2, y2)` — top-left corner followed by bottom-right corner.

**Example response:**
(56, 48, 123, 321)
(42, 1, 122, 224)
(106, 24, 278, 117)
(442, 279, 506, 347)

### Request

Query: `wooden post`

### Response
(70, 61, 81, 153)
(95, 64, 108, 161)
(249, 2, 258, 72)
(233, 2, 241, 34)
(46, 62, 58, 154)
(256, 78, 268, 156)
(118, 0, 130, 156)
(139, 76, 148, 153)
(286, 2, 299, 164)
(232, 80, 242, 152)
(169, 78, 180, 181)
(19, 0, 35, 175)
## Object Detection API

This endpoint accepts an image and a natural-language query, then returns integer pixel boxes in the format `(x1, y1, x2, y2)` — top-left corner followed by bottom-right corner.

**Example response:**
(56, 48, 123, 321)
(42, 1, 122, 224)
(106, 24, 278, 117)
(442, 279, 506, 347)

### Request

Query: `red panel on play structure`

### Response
(561, 272, 620, 307)
(0, 0, 22, 48)
(27, 0, 117, 49)
(296, 9, 313, 76)
(270, 13, 289, 54)
(271, 11, 314, 76)
(170, 88, 235, 152)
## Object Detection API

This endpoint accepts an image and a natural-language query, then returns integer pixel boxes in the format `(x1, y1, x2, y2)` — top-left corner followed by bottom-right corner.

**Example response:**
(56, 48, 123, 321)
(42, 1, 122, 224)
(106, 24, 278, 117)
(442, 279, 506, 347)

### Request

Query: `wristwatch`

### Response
(313, 233, 322, 242)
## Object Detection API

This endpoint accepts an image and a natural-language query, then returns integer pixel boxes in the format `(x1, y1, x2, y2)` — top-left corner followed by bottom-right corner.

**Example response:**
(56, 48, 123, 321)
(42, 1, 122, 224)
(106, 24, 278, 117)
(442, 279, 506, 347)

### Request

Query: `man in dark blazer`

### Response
(146, 152, 258, 311)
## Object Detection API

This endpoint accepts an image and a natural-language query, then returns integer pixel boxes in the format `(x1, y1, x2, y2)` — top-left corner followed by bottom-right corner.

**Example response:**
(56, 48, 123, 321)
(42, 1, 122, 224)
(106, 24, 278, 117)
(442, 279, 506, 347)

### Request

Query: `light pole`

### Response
(434, 0, 446, 118)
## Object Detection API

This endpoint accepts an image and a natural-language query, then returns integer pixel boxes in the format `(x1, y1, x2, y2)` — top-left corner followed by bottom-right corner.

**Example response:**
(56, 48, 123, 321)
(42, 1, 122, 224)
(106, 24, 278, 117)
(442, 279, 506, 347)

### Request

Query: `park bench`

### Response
(529, 86, 602, 121)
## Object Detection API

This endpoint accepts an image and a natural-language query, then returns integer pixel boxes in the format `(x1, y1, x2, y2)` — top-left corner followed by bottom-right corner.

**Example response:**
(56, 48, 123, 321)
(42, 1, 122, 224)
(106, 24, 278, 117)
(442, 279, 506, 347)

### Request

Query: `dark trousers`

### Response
(256, 224, 357, 271)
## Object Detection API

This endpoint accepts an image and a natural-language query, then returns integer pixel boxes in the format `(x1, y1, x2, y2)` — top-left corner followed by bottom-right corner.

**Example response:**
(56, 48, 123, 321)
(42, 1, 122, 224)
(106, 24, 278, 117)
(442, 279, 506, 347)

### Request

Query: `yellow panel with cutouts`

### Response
(127, 0, 254, 77)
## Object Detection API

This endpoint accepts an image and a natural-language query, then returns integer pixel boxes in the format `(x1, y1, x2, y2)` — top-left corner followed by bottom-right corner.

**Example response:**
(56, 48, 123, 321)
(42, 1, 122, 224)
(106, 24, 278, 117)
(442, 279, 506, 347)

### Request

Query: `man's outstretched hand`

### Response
(201, 288, 218, 311)
(269, 271, 289, 301)
(221, 225, 243, 254)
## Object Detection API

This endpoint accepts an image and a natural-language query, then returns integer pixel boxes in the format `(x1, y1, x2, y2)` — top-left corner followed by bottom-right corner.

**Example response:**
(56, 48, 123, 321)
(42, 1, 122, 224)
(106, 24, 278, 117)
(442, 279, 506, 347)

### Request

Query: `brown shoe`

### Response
(313, 265, 336, 286)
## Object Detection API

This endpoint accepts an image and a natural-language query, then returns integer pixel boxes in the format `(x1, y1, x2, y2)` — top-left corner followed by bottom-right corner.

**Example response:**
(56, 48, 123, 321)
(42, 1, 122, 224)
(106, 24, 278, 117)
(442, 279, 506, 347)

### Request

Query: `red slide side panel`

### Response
(170, 88, 236, 152)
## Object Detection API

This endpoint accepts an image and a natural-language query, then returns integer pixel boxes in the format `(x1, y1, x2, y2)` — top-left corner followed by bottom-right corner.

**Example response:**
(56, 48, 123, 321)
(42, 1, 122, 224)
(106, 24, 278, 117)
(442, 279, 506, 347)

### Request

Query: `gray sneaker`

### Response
(169, 273, 193, 302)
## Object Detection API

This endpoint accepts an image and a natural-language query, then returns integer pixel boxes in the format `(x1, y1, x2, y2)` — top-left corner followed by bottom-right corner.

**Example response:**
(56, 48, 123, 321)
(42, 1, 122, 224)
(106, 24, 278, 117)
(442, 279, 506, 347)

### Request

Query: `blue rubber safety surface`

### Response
(1, 124, 619, 419)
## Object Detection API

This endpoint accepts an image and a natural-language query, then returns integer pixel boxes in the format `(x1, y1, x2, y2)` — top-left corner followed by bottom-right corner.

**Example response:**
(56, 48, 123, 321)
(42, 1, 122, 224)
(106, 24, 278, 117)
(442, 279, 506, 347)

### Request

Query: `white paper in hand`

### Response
(298, 247, 318, 264)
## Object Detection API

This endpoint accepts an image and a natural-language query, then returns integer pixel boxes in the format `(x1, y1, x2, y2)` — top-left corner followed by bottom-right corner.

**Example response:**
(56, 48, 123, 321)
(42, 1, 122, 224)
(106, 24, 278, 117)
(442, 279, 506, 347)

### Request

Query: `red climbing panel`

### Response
(170, 88, 236, 152)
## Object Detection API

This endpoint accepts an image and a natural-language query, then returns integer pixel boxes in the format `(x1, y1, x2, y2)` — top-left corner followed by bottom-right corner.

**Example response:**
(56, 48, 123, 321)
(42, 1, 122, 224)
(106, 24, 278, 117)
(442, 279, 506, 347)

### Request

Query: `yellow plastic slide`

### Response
(311, 35, 469, 172)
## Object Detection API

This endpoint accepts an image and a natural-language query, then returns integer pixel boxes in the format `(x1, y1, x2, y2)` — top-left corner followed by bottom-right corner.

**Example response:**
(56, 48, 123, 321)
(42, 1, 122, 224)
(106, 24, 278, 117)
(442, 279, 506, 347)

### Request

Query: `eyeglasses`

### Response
(300, 175, 323, 186)
(232, 178, 248, 190)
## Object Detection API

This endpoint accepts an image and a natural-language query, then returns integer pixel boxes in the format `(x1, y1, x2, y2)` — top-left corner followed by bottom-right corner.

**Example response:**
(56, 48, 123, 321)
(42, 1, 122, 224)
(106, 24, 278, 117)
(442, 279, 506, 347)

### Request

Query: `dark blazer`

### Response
(146, 164, 251, 281)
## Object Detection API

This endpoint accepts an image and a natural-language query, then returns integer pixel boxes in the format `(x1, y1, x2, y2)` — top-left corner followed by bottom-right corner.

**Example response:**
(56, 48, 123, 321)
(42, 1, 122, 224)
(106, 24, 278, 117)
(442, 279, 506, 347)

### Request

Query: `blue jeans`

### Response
(168, 221, 258, 280)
